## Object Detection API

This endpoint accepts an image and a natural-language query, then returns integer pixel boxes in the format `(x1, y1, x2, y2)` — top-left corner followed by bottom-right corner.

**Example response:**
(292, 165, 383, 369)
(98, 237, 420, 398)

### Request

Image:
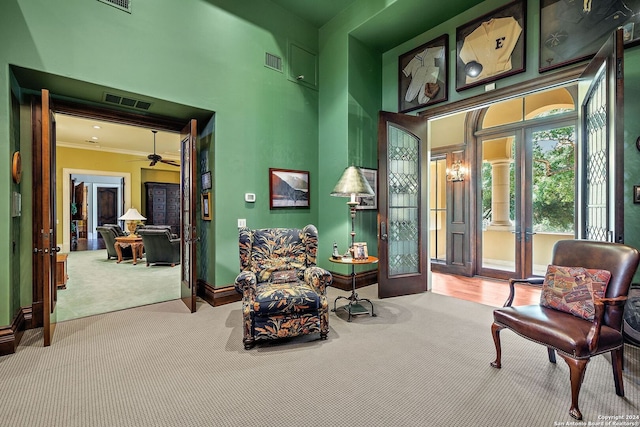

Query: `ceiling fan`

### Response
(145, 130, 180, 167)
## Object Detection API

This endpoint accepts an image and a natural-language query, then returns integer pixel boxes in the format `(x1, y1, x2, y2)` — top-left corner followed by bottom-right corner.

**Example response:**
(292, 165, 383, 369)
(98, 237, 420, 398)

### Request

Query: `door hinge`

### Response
(617, 58, 623, 79)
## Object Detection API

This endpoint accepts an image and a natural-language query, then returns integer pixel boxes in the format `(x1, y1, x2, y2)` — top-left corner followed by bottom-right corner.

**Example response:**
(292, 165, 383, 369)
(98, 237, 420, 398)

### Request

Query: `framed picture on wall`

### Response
(398, 34, 448, 113)
(202, 192, 212, 220)
(356, 167, 378, 210)
(269, 168, 310, 209)
(455, 0, 526, 91)
(539, 0, 640, 72)
(201, 171, 212, 190)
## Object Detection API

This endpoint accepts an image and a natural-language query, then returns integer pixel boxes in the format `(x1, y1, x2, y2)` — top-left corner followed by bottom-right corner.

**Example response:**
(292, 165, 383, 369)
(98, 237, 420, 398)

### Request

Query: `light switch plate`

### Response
(238, 219, 246, 228)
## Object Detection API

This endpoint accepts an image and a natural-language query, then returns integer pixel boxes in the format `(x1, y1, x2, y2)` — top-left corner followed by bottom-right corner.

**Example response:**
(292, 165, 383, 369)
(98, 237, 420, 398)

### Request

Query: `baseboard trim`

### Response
(0, 306, 31, 357)
(196, 268, 378, 307)
(328, 268, 378, 292)
(197, 280, 241, 307)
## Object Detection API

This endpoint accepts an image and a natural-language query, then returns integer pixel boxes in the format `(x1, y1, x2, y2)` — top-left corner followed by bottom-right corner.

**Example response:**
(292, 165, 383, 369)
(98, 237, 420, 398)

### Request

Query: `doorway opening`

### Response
(428, 84, 578, 281)
(55, 114, 182, 322)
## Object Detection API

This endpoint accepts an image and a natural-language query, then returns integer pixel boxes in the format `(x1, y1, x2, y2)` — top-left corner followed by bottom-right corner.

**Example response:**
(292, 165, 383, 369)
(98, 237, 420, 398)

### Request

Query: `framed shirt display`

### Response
(398, 34, 448, 113)
(455, 0, 526, 91)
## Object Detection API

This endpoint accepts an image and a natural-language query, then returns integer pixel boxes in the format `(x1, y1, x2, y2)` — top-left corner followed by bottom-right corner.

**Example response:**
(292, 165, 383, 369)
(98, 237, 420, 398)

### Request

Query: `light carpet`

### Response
(2, 285, 639, 427)
(57, 249, 180, 322)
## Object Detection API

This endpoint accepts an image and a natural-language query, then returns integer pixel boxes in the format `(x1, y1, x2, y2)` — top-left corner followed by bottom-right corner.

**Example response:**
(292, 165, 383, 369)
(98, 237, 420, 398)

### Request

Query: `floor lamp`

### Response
(330, 166, 375, 258)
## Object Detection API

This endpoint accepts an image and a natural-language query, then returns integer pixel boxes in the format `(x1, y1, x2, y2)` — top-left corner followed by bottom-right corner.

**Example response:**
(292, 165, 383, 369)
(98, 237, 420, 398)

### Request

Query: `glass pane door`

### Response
(429, 156, 447, 262)
(529, 124, 576, 276)
(480, 134, 517, 278)
(478, 123, 576, 280)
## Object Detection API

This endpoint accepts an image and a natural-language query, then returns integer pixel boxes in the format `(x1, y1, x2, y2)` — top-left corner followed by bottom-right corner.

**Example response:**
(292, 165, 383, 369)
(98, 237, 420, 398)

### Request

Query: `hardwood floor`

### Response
(431, 272, 541, 307)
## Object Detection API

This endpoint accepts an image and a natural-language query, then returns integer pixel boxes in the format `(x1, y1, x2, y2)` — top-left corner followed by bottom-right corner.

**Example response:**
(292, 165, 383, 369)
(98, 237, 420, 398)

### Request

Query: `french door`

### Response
(180, 119, 198, 312)
(478, 119, 576, 280)
(377, 111, 429, 298)
(578, 29, 624, 242)
(33, 89, 58, 346)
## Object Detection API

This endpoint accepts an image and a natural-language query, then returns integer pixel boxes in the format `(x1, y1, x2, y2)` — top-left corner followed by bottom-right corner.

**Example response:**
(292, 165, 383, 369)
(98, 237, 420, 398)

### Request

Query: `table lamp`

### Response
(330, 166, 375, 258)
(118, 208, 146, 236)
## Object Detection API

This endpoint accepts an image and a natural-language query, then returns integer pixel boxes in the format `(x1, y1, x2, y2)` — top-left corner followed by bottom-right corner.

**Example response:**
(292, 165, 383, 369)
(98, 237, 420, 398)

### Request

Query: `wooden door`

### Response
(180, 120, 198, 312)
(97, 187, 118, 225)
(579, 28, 624, 242)
(33, 89, 58, 346)
(377, 111, 429, 298)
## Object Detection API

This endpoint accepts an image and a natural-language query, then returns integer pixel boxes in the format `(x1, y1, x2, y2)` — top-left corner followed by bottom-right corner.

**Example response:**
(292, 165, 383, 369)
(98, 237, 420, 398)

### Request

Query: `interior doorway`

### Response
(55, 114, 183, 322)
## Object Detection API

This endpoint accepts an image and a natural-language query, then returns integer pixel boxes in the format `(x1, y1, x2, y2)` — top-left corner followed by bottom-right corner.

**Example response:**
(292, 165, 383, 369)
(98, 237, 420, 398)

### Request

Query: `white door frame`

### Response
(61, 168, 131, 253)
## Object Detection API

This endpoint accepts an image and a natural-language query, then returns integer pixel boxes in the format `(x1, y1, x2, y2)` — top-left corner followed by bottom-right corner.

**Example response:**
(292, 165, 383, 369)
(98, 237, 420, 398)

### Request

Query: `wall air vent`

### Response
(103, 92, 152, 110)
(97, 0, 131, 13)
(265, 52, 283, 73)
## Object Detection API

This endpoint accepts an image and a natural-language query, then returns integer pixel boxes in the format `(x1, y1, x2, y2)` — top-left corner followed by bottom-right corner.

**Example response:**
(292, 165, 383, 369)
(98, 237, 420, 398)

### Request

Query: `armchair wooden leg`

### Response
(490, 322, 504, 369)
(559, 354, 589, 420)
(547, 347, 556, 364)
(612, 348, 625, 396)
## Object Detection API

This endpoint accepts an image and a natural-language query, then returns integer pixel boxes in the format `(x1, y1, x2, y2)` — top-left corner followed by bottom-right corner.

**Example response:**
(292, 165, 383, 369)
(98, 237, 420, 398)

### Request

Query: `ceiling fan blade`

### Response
(160, 159, 180, 167)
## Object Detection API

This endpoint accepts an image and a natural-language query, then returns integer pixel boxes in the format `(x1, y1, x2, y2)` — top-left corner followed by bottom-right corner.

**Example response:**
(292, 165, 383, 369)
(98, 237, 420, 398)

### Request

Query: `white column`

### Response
(489, 159, 512, 227)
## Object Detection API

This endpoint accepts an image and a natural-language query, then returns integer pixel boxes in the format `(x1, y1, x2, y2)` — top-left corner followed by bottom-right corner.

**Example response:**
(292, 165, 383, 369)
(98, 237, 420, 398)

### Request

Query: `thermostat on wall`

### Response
(245, 193, 256, 203)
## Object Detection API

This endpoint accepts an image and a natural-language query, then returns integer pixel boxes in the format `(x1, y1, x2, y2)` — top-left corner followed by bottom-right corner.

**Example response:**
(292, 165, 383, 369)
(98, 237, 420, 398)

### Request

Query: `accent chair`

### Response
(490, 240, 640, 420)
(96, 225, 132, 260)
(234, 225, 332, 350)
(136, 228, 180, 267)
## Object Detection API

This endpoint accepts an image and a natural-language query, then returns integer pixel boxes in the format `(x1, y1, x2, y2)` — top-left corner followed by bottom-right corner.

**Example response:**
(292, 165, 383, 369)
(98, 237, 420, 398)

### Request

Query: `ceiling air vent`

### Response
(265, 52, 283, 73)
(97, 0, 131, 13)
(103, 92, 152, 110)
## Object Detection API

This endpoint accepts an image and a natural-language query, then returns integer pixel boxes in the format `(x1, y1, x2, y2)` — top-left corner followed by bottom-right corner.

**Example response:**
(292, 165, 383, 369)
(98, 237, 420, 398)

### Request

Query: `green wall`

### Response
(2, 0, 640, 329)
(0, 0, 320, 326)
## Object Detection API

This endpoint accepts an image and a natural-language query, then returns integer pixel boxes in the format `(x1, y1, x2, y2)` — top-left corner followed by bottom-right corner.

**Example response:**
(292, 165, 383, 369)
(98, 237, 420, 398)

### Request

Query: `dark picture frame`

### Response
(269, 168, 310, 209)
(539, 0, 640, 72)
(634, 185, 640, 204)
(201, 171, 212, 190)
(356, 167, 378, 210)
(202, 191, 212, 220)
(455, 0, 526, 91)
(398, 34, 449, 113)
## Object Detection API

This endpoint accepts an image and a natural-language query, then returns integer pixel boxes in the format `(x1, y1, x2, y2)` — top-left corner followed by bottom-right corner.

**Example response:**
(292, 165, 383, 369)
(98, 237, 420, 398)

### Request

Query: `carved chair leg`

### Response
(490, 322, 504, 368)
(559, 354, 589, 420)
(612, 348, 625, 396)
(547, 347, 556, 364)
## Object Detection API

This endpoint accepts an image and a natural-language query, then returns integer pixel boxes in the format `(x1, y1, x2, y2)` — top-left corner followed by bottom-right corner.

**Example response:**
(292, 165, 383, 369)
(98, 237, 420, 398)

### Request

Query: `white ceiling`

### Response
(55, 114, 181, 162)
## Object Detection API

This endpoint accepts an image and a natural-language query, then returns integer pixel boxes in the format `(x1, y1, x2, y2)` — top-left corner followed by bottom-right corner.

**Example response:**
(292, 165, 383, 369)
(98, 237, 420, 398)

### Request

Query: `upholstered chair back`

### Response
(238, 224, 318, 283)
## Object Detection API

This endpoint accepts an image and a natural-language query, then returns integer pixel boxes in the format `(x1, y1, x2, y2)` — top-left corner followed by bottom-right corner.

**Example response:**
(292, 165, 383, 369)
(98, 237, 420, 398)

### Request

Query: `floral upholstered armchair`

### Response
(234, 225, 332, 350)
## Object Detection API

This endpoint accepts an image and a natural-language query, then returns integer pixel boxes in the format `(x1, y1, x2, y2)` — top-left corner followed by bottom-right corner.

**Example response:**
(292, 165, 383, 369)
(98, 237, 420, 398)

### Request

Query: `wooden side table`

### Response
(329, 256, 378, 322)
(56, 253, 69, 289)
(115, 236, 144, 265)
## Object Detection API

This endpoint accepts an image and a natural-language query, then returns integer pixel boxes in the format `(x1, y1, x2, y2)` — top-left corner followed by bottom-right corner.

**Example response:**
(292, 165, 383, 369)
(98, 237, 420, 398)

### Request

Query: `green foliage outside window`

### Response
(482, 126, 575, 233)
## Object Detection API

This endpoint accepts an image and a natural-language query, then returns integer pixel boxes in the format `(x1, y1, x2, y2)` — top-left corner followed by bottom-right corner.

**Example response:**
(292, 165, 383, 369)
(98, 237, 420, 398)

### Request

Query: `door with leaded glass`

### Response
(377, 112, 429, 298)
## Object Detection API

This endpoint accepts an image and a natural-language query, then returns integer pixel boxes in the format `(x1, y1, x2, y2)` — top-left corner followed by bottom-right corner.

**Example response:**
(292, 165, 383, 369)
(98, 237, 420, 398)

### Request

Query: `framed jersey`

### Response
(398, 34, 449, 113)
(539, 0, 640, 73)
(455, 0, 526, 91)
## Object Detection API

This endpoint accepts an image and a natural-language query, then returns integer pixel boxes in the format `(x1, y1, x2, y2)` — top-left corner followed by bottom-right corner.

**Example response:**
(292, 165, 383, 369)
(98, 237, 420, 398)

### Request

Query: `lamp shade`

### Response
(330, 166, 374, 198)
(118, 208, 146, 221)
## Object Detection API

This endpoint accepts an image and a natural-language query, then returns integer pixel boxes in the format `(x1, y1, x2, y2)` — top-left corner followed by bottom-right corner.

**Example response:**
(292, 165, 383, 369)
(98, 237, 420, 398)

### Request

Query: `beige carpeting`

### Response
(57, 249, 180, 322)
(1, 285, 639, 426)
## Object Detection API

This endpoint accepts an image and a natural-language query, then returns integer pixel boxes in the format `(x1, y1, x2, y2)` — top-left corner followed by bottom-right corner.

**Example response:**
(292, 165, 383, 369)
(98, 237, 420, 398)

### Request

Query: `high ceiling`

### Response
(271, 0, 486, 52)
(56, 114, 180, 163)
(270, 0, 358, 29)
(53, 0, 487, 157)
